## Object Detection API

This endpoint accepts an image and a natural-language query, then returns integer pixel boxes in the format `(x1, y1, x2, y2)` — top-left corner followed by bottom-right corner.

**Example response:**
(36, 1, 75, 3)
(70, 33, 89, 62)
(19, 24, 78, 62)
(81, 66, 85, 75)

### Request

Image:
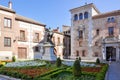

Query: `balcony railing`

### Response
(18, 37, 27, 42)
(33, 39, 39, 43)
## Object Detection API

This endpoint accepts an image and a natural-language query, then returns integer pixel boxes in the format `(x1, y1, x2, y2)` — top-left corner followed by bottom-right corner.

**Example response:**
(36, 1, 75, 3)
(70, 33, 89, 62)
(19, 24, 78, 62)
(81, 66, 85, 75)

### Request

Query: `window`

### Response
(4, 37, 11, 47)
(84, 12, 88, 19)
(34, 46, 39, 52)
(82, 50, 86, 57)
(68, 30, 70, 33)
(74, 14, 78, 21)
(107, 17, 115, 22)
(107, 18, 111, 22)
(58, 37, 60, 45)
(76, 50, 79, 57)
(78, 30, 83, 38)
(94, 52, 99, 57)
(35, 33, 39, 42)
(108, 27, 114, 36)
(4, 18, 11, 28)
(79, 13, 83, 20)
(111, 17, 115, 22)
(95, 41, 98, 46)
(20, 30, 25, 41)
(96, 29, 99, 35)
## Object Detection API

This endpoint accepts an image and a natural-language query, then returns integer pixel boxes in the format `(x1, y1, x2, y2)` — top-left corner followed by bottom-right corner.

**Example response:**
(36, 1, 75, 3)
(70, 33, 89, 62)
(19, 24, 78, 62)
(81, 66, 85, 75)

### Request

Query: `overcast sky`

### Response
(0, 0, 120, 31)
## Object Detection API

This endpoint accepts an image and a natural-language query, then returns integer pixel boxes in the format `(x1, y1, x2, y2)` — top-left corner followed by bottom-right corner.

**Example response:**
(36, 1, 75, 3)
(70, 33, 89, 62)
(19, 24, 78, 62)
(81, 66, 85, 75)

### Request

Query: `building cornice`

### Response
(70, 3, 100, 14)
(15, 14, 46, 27)
(0, 5, 15, 13)
(92, 10, 120, 19)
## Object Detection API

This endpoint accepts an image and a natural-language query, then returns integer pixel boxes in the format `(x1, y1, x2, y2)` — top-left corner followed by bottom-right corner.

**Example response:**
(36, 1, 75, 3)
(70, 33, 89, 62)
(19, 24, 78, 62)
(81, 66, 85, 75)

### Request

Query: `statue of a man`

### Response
(47, 28, 53, 43)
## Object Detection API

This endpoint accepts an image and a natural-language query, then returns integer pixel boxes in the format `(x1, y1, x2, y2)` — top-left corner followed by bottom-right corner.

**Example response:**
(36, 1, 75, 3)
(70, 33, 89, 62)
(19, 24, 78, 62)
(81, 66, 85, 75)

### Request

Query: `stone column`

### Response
(103, 46, 106, 60)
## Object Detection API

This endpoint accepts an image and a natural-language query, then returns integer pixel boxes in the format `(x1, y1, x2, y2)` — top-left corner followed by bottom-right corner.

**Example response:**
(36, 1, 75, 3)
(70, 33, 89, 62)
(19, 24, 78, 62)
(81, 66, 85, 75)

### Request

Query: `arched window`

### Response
(84, 12, 89, 19)
(107, 17, 115, 22)
(111, 17, 115, 22)
(107, 18, 111, 22)
(79, 13, 83, 20)
(74, 14, 78, 21)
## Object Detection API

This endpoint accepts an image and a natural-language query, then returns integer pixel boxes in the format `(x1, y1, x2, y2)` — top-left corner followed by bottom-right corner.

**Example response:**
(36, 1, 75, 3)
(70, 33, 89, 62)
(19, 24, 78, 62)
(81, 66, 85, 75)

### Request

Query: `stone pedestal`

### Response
(42, 42, 57, 61)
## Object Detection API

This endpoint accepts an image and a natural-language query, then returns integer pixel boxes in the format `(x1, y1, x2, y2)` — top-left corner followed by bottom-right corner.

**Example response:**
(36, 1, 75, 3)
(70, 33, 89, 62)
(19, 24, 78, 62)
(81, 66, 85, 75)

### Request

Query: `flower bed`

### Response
(5, 60, 46, 67)
(62, 61, 95, 67)
(0, 67, 53, 78)
(82, 67, 101, 73)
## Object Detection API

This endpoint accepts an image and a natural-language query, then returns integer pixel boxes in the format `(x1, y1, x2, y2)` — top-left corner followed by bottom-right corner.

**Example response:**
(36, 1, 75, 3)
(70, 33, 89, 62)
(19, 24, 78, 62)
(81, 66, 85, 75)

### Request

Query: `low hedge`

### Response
(35, 67, 66, 79)
(96, 64, 108, 80)
(50, 70, 72, 78)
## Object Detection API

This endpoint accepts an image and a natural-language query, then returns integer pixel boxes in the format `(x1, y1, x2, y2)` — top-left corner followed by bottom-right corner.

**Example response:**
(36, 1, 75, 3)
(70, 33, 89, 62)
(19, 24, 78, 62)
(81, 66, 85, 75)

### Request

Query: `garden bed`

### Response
(5, 60, 46, 67)
(0, 60, 108, 80)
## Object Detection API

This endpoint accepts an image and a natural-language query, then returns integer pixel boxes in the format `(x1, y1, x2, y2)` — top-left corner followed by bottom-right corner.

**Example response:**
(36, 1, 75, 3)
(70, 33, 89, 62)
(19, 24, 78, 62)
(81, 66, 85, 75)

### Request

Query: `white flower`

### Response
(5, 60, 46, 67)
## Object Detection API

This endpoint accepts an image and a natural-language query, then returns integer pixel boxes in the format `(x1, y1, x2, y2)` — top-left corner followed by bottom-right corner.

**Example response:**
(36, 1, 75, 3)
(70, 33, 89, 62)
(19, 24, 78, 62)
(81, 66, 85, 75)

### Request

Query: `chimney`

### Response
(8, 1, 12, 9)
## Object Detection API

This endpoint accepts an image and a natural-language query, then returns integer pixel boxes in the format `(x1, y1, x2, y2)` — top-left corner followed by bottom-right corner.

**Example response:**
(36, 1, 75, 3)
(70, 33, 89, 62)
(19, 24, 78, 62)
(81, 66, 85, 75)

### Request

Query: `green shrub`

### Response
(56, 57, 61, 67)
(78, 57, 81, 62)
(96, 64, 108, 80)
(73, 59, 81, 77)
(96, 58, 100, 64)
(12, 56, 16, 62)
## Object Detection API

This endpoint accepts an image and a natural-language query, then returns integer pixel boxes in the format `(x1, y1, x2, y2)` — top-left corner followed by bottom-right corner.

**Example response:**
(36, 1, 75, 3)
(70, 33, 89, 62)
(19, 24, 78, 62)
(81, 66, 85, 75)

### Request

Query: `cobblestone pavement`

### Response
(106, 62, 120, 80)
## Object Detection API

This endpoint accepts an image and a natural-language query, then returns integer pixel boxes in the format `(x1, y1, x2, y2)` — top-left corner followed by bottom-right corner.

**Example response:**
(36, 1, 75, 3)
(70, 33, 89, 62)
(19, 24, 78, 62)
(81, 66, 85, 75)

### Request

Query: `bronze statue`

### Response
(46, 28, 53, 43)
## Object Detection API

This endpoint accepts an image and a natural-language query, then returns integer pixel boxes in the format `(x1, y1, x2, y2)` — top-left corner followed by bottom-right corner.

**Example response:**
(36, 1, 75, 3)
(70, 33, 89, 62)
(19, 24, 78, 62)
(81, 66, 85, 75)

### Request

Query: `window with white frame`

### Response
(4, 37, 11, 47)
(4, 18, 11, 28)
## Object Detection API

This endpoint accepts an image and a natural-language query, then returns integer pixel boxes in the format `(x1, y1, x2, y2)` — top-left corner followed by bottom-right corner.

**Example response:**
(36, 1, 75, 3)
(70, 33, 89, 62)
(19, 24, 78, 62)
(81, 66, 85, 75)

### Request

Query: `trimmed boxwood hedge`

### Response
(96, 64, 108, 80)
(34, 67, 67, 79)
(0, 63, 108, 80)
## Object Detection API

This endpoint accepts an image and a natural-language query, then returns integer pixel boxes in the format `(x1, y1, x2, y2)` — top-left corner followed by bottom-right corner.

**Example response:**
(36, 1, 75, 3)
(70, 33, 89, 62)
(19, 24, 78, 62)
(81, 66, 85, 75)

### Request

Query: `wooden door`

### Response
(18, 47, 27, 59)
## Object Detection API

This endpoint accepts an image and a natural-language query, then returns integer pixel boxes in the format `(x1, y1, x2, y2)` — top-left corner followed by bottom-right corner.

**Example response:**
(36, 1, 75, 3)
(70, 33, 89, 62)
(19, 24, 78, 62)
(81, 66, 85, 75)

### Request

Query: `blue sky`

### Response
(0, 0, 120, 31)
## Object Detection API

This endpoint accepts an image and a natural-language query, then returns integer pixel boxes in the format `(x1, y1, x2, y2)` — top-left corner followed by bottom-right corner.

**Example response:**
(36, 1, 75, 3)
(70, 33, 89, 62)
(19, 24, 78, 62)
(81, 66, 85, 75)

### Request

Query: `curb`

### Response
(0, 75, 21, 80)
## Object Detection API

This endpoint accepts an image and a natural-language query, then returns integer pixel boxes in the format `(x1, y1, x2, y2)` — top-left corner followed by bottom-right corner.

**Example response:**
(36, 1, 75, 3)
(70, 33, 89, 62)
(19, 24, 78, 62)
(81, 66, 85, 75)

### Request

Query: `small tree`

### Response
(96, 58, 100, 64)
(78, 57, 81, 62)
(12, 56, 16, 62)
(73, 59, 81, 77)
(56, 57, 61, 67)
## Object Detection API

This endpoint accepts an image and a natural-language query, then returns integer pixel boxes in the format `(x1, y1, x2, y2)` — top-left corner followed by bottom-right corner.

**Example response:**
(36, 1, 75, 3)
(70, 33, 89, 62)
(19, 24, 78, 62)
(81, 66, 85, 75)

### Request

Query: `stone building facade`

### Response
(52, 28, 64, 59)
(70, 3, 120, 62)
(62, 25, 71, 59)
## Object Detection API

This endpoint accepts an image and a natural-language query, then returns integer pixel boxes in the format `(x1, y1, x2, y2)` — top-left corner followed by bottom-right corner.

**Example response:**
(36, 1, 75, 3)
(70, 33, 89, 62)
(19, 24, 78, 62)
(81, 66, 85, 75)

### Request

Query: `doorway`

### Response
(106, 46, 116, 61)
